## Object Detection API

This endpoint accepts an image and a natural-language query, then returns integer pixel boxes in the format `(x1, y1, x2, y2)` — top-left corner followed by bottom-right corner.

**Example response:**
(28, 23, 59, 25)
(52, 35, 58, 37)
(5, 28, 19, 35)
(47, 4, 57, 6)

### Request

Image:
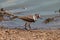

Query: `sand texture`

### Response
(0, 27, 60, 40)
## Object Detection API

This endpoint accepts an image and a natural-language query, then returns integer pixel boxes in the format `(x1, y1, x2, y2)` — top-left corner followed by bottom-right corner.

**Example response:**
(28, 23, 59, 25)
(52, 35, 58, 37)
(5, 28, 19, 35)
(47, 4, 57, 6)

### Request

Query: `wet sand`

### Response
(0, 27, 60, 40)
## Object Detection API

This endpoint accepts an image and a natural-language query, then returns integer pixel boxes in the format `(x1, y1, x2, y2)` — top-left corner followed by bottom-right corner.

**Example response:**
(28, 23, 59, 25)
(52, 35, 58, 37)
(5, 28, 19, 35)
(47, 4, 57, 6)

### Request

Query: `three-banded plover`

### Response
(12, 14, 41, 30)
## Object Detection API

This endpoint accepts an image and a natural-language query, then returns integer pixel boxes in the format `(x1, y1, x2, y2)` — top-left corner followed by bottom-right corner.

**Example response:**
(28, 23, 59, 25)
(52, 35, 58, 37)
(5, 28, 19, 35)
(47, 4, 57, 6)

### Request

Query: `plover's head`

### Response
(33, 14, 41, 21)
(35, 14, 40, 19)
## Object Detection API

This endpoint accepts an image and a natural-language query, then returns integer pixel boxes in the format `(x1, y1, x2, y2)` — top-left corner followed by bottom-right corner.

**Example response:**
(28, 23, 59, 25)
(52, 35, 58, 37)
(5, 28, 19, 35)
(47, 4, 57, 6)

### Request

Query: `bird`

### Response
(11, 14, 41, 30)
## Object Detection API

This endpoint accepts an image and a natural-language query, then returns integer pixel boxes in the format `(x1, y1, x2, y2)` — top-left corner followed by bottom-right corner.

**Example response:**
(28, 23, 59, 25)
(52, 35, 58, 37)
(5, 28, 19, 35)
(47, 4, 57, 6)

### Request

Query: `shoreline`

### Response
(0, 26, 60, 40)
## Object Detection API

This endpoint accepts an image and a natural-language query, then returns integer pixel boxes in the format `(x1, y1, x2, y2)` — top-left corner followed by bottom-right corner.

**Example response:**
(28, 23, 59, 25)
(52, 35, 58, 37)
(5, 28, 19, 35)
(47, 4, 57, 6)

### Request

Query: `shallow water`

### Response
(0, 10, 60, 29)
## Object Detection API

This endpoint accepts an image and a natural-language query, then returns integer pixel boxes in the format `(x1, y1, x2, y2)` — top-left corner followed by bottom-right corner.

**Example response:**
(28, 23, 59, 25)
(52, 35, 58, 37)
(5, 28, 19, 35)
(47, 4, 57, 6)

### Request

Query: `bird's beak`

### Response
(38, 15, 41, 18)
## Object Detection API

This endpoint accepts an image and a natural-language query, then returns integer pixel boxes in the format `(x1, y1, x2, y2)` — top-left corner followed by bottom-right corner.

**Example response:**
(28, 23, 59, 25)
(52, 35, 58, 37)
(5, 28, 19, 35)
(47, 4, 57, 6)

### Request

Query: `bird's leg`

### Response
(24, 22, 27, 30)
(24, 22, 31, 30)
(28, 22, 31, 30)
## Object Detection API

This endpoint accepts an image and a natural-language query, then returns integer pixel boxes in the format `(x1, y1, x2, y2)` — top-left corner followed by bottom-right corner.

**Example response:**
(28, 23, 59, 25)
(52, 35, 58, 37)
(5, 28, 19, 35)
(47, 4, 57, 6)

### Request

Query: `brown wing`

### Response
(18, 16, 35, 22)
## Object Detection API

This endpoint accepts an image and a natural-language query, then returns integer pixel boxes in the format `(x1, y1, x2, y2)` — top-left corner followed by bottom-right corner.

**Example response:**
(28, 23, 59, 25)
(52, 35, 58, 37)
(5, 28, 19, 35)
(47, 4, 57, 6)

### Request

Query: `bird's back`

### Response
(18, 16, 35, 22)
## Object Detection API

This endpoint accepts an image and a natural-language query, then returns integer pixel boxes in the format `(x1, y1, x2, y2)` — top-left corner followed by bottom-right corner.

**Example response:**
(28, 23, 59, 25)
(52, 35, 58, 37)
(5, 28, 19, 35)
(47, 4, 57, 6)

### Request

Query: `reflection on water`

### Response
(0, 11, 60, 29)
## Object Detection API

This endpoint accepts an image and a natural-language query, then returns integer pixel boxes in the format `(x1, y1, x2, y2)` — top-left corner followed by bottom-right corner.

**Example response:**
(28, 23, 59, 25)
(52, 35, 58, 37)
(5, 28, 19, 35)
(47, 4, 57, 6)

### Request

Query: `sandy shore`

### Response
(0, 27, 60, 40)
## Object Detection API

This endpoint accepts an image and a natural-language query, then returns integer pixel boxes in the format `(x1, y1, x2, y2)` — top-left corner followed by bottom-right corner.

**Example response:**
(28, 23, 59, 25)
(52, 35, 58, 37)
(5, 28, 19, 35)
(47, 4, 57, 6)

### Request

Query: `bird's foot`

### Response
(24, 27, 31, 31)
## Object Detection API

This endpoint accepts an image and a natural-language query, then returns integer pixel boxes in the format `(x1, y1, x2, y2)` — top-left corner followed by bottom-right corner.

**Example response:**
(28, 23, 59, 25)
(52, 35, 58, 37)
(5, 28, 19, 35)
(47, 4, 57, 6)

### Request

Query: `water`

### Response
(0, 9, 60, 29)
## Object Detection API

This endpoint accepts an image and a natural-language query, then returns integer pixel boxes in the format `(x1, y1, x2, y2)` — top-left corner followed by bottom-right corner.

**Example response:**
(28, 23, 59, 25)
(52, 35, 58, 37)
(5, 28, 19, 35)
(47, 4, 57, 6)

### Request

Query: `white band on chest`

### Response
(33, 15, 37, 21)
